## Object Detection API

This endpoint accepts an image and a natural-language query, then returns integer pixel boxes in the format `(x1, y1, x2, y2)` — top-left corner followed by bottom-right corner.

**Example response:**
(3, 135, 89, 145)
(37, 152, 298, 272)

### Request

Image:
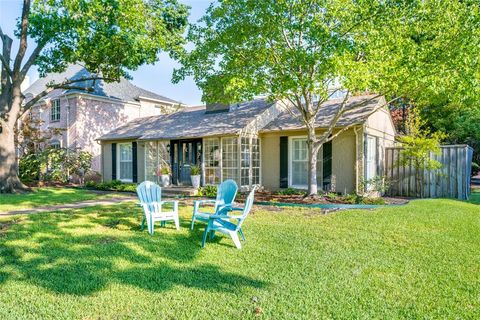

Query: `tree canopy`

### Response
(174, 0, 480, 195)
(0, 0, 189, 192)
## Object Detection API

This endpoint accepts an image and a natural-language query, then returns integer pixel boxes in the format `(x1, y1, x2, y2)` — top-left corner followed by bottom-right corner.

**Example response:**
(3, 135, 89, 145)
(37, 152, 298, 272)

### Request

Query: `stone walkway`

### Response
(0, 196, 137, 216)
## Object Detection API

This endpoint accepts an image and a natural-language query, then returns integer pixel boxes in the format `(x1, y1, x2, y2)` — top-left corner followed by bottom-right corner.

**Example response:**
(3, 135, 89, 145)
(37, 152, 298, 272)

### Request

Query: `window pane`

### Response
(222, 137, 238, 181)
(120, 161, 133, 180)
(292, 161, 308, 186)
(145, 141, 158, 182)
(204, 138, 220, 184)
(291, 138, 323, 187)
(119, 143, 133, 181)
(120, 145, 132, 161)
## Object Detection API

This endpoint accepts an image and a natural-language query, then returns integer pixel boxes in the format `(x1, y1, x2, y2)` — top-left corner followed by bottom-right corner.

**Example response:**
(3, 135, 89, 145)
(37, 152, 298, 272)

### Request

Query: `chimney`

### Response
(205, 102, 230, 114)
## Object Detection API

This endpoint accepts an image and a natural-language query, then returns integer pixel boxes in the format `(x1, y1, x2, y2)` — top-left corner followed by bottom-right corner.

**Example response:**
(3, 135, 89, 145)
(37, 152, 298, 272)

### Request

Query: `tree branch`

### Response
(20, 42, 46, 77)
(318, 90, 351, 144)
(0, 53, 12, 77)
(13, 0, 31, 74)
(325, 95, 402, 143)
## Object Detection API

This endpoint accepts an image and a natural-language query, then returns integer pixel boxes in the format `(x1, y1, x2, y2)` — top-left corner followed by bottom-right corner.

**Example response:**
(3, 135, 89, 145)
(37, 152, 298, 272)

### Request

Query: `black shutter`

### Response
(132, 141, 138, 183)
(111, 143, 117, 180)
(279, 136, 288, 188)
(322, 141, 332, 190)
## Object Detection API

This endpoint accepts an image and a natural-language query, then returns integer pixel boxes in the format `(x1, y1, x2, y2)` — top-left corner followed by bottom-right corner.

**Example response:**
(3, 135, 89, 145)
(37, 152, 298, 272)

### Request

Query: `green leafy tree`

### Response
(421, 102, 480, 175)
(0, 0, 189, 192)
(398, 108, 446, 198)
(174, 0, 479, 196)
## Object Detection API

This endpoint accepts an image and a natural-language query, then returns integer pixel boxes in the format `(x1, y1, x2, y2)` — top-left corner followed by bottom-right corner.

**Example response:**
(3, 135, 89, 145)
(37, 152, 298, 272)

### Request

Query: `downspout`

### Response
(96, 139, 104, 181)
(354, 126, 361, 194)
(63, 94, 71, 181)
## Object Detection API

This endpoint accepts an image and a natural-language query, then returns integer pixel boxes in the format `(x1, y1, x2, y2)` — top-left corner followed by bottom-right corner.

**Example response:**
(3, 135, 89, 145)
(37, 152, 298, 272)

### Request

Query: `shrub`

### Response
(19, 153, 41, 183)
(19, 147, 93, 183)
(325, 192, 339, 201)
(84, 171, 102, 184)
(472, 162, 479, 176)
(85, 181, 97, 188)
(198, 185, 217, 197)
(85, 180, 137, 192)
(275, 188, 305, 196)
(342, 193, 362, 204)
(359, 175, 391, 195)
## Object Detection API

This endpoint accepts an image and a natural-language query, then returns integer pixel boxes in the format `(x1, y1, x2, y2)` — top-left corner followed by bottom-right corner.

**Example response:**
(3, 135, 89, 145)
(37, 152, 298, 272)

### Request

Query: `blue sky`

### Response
(0, 0, 210, 105)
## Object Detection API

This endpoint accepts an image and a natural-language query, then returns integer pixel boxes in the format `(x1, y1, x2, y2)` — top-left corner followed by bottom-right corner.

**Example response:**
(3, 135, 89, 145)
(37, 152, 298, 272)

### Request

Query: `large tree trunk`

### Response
(0, 121, 25, 193)
(306, 126, 322, 197)
(0, 82, 28, 193)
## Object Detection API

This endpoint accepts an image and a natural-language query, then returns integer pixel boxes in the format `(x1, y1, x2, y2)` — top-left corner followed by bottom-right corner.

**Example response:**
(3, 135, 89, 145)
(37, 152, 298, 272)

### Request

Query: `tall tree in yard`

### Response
(174, 0, 479, 196)
(0, 0, 188, 192)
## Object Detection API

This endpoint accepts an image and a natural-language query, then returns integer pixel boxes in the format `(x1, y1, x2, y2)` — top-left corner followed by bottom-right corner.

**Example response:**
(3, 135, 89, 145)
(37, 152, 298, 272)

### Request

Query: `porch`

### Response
(143, 135, 261, 190)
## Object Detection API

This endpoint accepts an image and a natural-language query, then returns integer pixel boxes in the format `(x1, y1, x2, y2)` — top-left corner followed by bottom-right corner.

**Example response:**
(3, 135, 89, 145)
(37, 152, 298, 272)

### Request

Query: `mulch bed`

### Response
(240, 190, 410, 206)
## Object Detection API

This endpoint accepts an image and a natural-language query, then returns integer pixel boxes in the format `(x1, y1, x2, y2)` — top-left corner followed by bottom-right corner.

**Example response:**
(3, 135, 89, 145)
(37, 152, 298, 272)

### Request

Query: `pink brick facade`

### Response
(29, 93, 177, 172)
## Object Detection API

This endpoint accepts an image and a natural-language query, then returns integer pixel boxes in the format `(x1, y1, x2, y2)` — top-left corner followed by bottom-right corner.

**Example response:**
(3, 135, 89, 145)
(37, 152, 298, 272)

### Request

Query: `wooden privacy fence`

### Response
(385, 145, 473, 200)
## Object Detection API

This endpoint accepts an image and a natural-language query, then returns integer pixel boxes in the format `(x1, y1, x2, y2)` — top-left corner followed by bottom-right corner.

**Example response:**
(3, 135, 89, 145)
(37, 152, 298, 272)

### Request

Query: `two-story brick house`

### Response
(23, 64, 182, 172)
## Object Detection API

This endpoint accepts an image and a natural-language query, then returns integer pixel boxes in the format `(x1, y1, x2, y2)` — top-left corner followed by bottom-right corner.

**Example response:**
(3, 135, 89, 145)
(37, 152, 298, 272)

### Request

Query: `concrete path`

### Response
(0, 196, 137, 217)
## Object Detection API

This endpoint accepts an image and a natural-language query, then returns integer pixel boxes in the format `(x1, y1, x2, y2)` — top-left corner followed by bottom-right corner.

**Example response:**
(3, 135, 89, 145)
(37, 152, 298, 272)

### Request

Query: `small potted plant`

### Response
(156, 164, 171, 187)
(190, 165, 201, 188)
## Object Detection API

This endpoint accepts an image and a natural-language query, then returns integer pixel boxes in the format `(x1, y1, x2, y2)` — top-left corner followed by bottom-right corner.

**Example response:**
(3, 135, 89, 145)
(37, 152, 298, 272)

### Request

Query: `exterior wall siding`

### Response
(259, 128, 358, 193)
(364, 107, 397, 182)
(102, 143, 113, 180)
(101, 140, 144, 183)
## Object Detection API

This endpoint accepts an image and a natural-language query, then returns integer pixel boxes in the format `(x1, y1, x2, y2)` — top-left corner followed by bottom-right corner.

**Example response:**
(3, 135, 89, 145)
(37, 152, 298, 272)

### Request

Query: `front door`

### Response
(171, 139, 202, 185)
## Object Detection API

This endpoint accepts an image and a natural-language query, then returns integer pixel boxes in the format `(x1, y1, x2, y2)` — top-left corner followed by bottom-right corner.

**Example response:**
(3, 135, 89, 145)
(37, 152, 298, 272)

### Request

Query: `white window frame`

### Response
(51, 99, 61, 122)
(203, 137, 221, 185)
(117, 142, 133, 183)
(49, 139, 61, 149)
(288, 136, 323, 189)
(365, 135, 377, 190)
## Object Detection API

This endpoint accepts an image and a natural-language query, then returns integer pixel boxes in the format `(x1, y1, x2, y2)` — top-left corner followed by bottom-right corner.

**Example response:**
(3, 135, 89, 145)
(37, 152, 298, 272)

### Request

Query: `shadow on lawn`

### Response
(0, 205, 265, 296)
(0, 188, 96, 210)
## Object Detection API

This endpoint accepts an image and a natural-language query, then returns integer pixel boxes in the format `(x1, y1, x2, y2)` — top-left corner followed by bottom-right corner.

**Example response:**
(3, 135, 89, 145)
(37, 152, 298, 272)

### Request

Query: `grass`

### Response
(468, 188, 480, 204)
(0, 187, 127, 212)
(0, 195, 479, 319)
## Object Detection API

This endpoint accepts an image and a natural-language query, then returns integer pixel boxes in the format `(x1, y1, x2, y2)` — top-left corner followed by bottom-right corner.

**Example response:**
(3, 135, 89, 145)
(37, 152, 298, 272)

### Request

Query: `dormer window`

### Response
(50, 99, 60, 122)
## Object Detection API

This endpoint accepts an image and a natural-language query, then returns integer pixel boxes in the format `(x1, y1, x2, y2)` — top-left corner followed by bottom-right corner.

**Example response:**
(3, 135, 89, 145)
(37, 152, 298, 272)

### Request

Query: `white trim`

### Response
(50, 98, 61, 122)
(137, 95, 181, 106)
(287, 135, 326, 190)
(288, 135, 308, 189)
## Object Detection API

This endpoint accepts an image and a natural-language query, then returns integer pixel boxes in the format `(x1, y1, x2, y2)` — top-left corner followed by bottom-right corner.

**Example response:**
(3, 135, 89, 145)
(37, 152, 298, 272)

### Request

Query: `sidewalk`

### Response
(0, 196, 137, 216)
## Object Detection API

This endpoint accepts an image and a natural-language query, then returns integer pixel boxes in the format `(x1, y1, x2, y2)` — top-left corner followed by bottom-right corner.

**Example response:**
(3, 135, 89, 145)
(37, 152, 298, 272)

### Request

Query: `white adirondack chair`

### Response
(136, 181, 179, 235)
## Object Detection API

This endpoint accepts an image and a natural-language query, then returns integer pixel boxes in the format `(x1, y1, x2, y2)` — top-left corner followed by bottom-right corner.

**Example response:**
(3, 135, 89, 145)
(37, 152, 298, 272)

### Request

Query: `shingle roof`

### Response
(98, 98, 273, 141)
(260, 95, 383, 132)
(24, 64, 181, 104)
(98, 95, 383, 141)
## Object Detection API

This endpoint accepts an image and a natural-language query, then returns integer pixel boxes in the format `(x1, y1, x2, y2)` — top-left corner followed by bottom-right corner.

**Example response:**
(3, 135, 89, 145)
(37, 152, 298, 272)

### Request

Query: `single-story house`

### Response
(97, 95, 396, 194)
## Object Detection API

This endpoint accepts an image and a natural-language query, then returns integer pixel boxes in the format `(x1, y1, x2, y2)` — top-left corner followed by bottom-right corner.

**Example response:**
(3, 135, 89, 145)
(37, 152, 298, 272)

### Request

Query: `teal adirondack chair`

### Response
(202, 187, 256, 249)
(136, 181, 179, 235)
(190, 179, 238, 230)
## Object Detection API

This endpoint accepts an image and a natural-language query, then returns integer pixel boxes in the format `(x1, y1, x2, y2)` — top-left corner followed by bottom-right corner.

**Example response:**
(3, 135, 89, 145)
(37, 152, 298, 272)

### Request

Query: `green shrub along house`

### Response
(97, 95, 396, 193)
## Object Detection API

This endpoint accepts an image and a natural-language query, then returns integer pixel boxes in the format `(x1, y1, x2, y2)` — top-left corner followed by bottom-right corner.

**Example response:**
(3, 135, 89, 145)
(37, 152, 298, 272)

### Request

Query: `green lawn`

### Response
(0, 187, 125, 212)
(0, 197, 479, 319)
(469, 188, 480, 204)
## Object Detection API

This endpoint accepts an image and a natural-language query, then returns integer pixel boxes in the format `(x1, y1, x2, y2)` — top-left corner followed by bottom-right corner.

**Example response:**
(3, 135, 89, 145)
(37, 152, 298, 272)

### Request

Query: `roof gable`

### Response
(260, 95, 382, 132)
